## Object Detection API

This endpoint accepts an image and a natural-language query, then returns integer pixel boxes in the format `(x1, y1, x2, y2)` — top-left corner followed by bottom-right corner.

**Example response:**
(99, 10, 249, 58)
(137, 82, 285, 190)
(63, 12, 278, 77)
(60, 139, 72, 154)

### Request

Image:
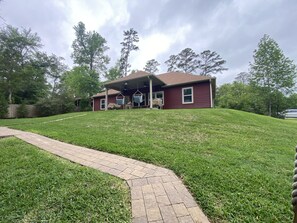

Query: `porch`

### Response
(103, 71, 165, 110)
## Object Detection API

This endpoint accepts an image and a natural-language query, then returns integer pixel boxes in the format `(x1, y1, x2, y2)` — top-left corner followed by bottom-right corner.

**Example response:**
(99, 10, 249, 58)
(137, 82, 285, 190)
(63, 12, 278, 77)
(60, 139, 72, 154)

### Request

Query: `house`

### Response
(92, 71, 216, 111)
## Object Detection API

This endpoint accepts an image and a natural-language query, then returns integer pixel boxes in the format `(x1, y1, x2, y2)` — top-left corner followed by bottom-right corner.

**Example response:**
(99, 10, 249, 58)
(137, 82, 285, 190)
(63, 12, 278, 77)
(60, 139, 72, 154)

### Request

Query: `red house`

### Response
(92, 71, 216, 111)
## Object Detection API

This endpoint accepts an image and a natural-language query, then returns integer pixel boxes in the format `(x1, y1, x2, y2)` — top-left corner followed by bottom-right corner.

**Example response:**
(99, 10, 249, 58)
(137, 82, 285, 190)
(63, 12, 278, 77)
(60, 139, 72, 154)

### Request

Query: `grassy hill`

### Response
(0, 137, 130, 222)
(0, 108, 296, 222)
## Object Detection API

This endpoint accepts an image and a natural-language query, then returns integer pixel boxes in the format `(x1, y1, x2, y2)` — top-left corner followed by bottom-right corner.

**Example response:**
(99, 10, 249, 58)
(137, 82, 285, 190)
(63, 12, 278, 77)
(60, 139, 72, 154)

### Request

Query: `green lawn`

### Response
(0, 108, 296, 222)
(0, 137, 130, 223)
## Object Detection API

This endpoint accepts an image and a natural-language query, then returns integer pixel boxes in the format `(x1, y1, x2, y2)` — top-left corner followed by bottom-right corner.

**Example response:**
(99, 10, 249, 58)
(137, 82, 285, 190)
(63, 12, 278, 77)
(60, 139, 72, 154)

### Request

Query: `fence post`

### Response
(292, 145, 297, 223)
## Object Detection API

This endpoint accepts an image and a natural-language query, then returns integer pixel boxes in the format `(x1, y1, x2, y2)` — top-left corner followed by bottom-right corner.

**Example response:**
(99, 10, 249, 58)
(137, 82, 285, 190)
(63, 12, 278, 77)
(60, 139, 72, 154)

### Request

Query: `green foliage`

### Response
(72, 21, 110, 75)
(36, 94, 75, 117)
(16, 102, 28, 118)
(62, 66, 99, 99)
(143, 59, 160, 74)
(0, 137, 130, 222)
(44, 53, 68, 94)
(0, 25, 47, 104)
(105, 62, 121, 81)
(120, 28, 139, 76)
(249, 34, 297, 116)
(287, 93, 297, 108)
(0, 109, 295, 222)
(0, 93, 8, 118)
(216, 82, 266, 114)
(78, 98, 92, 111)
(216, 81, 290, 116)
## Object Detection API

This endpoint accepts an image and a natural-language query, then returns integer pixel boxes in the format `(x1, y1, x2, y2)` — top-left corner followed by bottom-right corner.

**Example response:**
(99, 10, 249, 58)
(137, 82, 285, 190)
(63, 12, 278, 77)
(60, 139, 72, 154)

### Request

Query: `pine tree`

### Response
(119, 28, 139, 76)
(198, 50, 227, 76)
(144, 59, 160, 74)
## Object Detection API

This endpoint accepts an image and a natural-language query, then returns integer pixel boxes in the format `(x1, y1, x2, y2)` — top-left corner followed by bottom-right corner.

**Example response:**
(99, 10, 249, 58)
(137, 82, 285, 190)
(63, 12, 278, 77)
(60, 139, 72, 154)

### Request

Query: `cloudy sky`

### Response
(1, 0, 296, 85)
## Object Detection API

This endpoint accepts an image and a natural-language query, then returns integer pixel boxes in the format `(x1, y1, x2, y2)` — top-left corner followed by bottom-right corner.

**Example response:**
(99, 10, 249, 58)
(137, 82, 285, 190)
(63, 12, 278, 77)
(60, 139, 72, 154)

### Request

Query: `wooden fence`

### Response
(7, 104, 37, 118)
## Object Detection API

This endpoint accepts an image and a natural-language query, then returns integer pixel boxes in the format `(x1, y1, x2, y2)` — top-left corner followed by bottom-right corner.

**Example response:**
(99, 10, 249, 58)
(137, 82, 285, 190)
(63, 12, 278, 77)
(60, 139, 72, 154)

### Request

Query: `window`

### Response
(100, 99, 105, 110)
(182, 87, 193, 104)
(148, 91, 164, 105)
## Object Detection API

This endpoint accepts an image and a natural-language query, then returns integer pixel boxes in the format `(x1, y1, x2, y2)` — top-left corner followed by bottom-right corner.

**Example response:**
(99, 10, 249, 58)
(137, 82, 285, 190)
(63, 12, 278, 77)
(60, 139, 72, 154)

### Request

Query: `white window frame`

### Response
(182, 87, 194, 104)
(100, 98, 106, 110)
(148, 91, 164, 105)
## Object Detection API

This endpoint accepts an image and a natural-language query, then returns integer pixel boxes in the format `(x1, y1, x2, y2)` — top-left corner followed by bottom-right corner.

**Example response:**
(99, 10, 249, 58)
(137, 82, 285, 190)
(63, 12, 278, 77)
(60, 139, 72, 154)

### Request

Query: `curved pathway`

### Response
(0, 127, 209, 223)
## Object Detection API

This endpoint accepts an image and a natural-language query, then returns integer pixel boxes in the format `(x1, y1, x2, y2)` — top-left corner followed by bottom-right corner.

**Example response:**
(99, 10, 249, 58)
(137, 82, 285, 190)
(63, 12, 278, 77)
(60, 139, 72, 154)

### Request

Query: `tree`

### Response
(72, 22, 110, 75)
(235, 72, 250, 85)
(119, 28, 139, 76)
(198, 50, 228, 76)
(249, 34, 297, 116)
(216, 82, 266, 114)
(62, 66, 99, 99)
(165, 55, 179, 72)
(105, 61, 121, 81)
(176, 48, 199, 73)
(45, 54, 68, 93)
(144, 59, 160, 74)
(165, 48, 199, 73)
(0, 25, 45, 104)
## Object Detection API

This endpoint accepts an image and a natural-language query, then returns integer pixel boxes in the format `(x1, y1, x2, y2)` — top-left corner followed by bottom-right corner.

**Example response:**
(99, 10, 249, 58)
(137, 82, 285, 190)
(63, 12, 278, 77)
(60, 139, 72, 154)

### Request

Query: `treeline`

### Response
(216, 35, 297, 117)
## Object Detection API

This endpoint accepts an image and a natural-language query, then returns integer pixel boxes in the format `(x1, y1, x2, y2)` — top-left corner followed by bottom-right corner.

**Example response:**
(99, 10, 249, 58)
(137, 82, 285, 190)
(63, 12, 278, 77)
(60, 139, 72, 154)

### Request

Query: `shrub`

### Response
(79, 98, 92, 111)
(36, 96, 75, 117)
(0, 94, 8, 118)
(17, 102, 28, 118)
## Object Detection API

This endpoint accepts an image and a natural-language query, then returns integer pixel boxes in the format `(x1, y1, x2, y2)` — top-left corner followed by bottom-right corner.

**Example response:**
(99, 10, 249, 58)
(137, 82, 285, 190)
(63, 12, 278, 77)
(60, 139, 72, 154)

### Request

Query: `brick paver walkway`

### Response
(0, 127, 209, 223)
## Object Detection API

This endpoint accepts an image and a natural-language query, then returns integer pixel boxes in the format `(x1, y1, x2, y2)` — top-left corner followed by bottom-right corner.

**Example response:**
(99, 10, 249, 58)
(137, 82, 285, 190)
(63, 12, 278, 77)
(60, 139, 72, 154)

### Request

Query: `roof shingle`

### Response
(157, 72, 213, 87)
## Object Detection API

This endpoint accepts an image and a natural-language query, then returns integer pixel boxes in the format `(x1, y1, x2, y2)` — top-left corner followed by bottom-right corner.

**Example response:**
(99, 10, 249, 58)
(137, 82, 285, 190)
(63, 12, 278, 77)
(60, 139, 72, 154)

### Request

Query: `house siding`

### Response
(93, 81, 211, 110)
(163, 81, 211, 109)
(93, 95, 116, 111)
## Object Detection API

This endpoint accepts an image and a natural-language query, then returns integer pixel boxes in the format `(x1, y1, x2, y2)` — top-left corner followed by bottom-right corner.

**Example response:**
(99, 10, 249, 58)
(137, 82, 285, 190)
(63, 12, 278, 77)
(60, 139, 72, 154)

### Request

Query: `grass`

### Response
(0, 108, 296, 222)
(0, 137, 130, 223)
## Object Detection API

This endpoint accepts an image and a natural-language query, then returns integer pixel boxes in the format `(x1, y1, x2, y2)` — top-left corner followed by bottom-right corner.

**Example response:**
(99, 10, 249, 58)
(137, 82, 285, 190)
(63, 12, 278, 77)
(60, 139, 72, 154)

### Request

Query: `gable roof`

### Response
(157, 72, 214, 87)
(92, 71, 216, 98)
(92, 89, 119, 98)
(105, 71, 153, 85)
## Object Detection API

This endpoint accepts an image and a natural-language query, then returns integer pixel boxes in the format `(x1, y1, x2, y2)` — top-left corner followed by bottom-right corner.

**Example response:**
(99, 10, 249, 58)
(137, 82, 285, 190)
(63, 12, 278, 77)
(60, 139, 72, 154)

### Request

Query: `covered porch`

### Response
(103, 71, 165, 110)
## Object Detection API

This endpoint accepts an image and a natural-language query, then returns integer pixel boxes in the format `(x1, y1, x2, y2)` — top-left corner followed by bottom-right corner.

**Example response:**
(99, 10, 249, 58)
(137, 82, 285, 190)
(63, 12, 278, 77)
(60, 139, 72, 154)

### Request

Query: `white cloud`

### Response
(53, 0, 130, 66)
(130, 24, 192, 71)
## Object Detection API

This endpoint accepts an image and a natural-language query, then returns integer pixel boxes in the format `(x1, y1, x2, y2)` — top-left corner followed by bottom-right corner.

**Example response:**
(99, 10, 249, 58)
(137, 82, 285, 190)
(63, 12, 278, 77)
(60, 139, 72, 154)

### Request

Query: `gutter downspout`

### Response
(209, 79, 213, 108)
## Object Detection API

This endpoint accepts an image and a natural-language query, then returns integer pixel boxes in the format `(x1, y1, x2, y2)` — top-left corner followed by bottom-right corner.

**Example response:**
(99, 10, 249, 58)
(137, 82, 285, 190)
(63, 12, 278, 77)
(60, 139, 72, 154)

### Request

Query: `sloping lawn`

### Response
(0, 137, 130, 223)
(0, 109, 296, 222)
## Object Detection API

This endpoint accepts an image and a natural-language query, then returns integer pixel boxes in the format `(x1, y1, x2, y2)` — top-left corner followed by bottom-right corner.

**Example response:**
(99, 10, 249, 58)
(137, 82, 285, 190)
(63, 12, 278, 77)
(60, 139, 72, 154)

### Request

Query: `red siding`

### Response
(93, 95, 116, 111)
(163, 81, 211, 109)
(93, 81, 212, 111)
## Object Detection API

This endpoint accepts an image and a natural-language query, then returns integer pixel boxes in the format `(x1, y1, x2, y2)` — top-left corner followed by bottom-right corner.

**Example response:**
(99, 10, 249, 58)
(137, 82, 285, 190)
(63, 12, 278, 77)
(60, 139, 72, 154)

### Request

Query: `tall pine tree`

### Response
(119, 28, 139, 76)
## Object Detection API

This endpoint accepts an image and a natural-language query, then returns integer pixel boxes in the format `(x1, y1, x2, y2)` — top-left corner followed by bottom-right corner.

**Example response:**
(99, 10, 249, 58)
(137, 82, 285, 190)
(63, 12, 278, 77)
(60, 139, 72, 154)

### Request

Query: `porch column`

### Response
(149, 78, 153, 109)
(209, 79, 213, 108)
(105, 88, 108, 111)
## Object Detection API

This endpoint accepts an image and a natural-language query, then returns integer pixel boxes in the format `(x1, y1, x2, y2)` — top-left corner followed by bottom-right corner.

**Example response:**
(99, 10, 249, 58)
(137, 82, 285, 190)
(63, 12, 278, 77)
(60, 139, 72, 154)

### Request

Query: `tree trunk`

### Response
(8, 89, 12, 104)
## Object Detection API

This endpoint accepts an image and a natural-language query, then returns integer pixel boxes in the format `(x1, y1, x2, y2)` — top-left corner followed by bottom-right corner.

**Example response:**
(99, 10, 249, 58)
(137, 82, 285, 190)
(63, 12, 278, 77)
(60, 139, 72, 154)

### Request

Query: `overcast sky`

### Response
(1, 0, 297, 85)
